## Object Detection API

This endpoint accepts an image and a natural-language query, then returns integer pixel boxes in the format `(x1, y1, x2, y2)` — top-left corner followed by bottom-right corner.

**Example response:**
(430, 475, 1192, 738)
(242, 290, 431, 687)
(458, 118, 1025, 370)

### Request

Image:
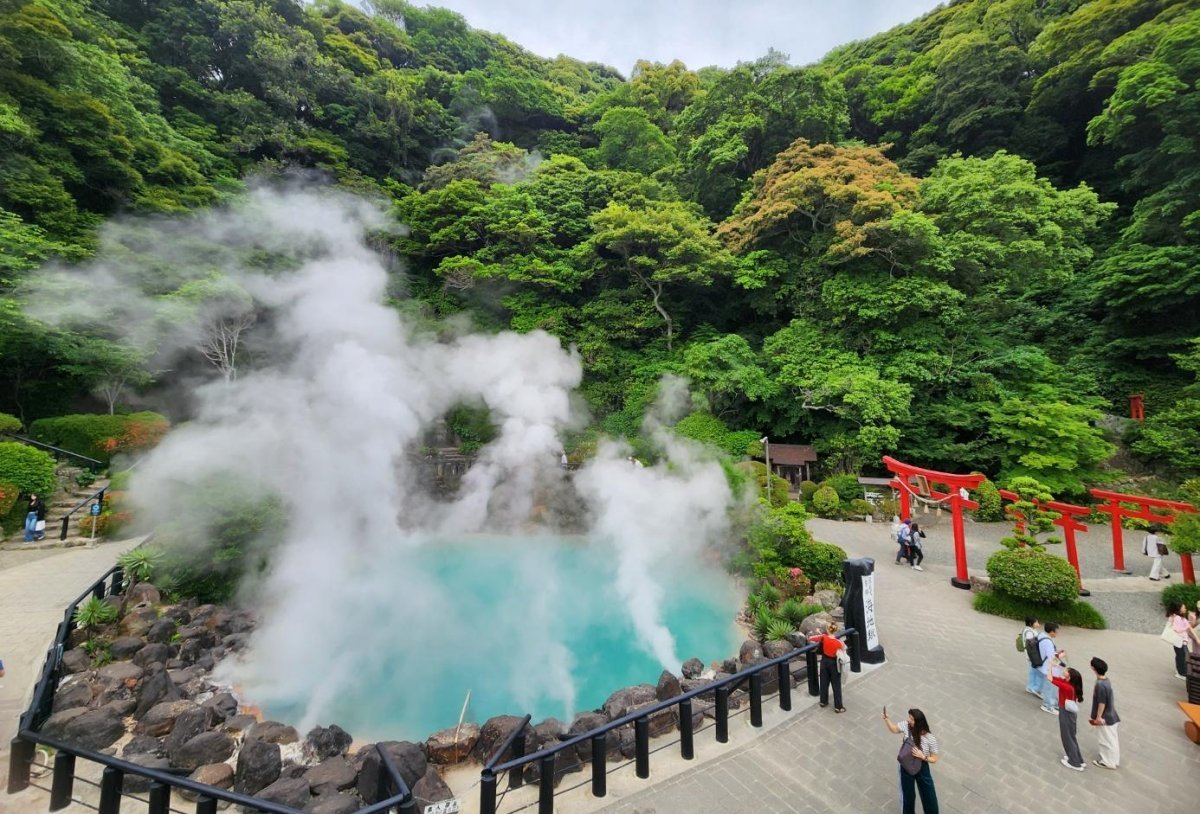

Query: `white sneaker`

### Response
(1041, 706, 1059, 716)
(1060, 757, 1084, 771)
(912, 565, 924, 571)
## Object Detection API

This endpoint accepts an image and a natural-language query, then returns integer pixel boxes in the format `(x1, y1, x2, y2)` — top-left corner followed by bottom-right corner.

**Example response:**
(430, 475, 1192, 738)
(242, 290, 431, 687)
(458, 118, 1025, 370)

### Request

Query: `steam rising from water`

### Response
(25, 184, 736, 734)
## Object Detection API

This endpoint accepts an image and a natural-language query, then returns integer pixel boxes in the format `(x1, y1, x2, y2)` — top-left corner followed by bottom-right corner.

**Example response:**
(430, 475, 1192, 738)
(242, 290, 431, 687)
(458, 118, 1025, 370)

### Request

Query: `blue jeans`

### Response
(24, 511, 39, 541)
(1041, 673, 1058, 710)
(1026, 664, 1042, 694)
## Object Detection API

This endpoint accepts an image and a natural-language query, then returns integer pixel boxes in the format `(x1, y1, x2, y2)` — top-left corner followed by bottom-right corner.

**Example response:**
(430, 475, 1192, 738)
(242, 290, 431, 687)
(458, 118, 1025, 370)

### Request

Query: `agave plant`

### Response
(765, 618, 795, 642)
(118, 547, 162, 587)
(746, 593, 766, 617)
(752, 607, 780, 641)
(757, 582, 782, 609)
(73, 596, 117, 632)
(779, 599, 820, 629)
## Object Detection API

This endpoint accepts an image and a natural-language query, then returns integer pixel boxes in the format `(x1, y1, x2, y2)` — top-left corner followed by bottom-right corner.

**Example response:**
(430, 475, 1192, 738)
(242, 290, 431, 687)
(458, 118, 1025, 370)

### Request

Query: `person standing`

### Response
(1050, 663, 1086, 771)
(1143, 527, 1171, 580)
(808, 622, 847, 713)
(1167, 602, 1200, 679)
(895, 519, 913, 565)
(882, 707, 939, 814)
(23, 493, 45, 542)
(1088, 657, 1120, 769)
(1037, 622, 1063, 715)
(1021, 616, 1043, 697)
(909, 522, 927, 571)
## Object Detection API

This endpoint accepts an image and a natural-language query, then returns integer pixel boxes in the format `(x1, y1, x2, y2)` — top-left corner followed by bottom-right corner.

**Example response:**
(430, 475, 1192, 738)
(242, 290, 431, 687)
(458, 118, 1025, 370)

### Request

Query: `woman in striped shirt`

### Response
(883, 707, 939, 814)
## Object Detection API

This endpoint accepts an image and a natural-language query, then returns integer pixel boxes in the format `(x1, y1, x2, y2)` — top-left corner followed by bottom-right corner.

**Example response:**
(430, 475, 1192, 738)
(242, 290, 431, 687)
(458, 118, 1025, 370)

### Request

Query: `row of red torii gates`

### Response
(882, 456, 1198, 593)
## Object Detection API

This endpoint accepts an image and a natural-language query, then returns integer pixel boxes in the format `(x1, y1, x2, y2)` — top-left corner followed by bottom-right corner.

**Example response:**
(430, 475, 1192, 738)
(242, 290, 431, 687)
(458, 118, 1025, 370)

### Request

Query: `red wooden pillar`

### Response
(949, 494, 970, 589)
(1046, 500, 1092, 597)
(1129, 394, 1145, 422)
(884, 458, 982, 590)
(1182, 554, 1196, 585)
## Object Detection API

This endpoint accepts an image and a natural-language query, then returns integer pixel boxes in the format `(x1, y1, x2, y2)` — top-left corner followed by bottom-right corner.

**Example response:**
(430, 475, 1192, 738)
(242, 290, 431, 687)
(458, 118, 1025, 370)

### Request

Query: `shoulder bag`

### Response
(897, 736, 923, 776)
(1161, 621, 1184, 648)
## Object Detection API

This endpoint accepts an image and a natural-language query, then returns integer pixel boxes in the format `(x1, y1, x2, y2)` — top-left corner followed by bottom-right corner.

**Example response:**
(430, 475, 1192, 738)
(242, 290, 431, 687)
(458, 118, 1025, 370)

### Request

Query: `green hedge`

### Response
(823, 474, 862, 504)
(0, 413, 21, 434)
(29, 412, 168, 465)
(974, 589, 1106, 629)
(812, 485, 840, 518)
(0, 442, 57, 499)
(1160, 582, 1200, 613)
(790, 540, 847, 585)
(986, 547, 1078, 605)
(973, 478, 1004, 522)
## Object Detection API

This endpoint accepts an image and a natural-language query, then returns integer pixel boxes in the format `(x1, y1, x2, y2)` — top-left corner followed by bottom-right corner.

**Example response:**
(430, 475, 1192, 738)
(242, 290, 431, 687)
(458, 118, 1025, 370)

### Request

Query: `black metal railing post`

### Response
(480, 770, 497, 814)
(679, 698, 694, 760)
(749, 672, 763, 727)
(98, 766, 122, 814)
(590, 733, 606, 797)
(509, 730, 526, 790)
(195, 796, 217, 814)
(538, 754, 555, 814)
(59, 515, 70, 541)
(49, 751, 75, 811)
(634, 717, 650, 779)
(777, 661, 792, 711)
(806, 648, 819, 696)
(111, 566, 124, 596)
(148, 780, 170, 814)
(7, 737, 33, 792)
(715, 686, 729, 743)
(850, 629, 863, 672)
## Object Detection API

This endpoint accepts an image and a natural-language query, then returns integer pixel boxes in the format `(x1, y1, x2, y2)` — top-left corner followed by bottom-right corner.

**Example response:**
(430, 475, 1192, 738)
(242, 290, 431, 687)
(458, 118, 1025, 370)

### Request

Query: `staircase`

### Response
(3, 464, 111, 551)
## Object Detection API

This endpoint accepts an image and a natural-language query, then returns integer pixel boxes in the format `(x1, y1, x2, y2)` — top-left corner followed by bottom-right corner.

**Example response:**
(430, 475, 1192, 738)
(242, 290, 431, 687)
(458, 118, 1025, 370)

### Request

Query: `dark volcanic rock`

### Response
(51, 680, 94, 713)
(470, 715, 527, 764)
(602, 684, 657, 720)
(145, 618, 175, 644)
(137, 700, 197, 737)
(305, 724, 353, 761)
(412, 766, 453, 811)
(121, 755, 171, 793)
(119, 605, 158, 638)
(681, 657, 704, 679)
(134, 664, 182, 717)
(568, 712, 612, 762)
(655, 669, 682, 701)
(43, 707, 124, 751)
(426, 723, 480, 765)
(246, 720, 300, 745)
(256, 776, 311, 810)
(170, 731, 235, 771)
(125, 582, 161, 606)
(309, 794, 359, 814)
(133, 642, 172, 667)
(739, 639, 763, 663)
(357, 742, 427, 804)
(235, 737, 282, 795)
(122, 734, 163, 757)
(201, 692, 239, 723)
(163, 704, 212, 758)
(305, 757, 357, 796)
(109, 636, 146, 660)
(60, 648, 92, 675)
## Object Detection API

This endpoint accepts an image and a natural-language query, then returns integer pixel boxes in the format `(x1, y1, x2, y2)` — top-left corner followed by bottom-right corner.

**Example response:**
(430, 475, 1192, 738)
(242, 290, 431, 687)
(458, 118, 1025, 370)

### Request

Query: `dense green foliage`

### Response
(29, 411, 168, 464)
(1, 0, 1198, 493)
(0, 441, 57, 531)
(986, 547, 1079, 605)
(973, 478, 1004, 522)
(1160, 582, 1200, 613)
(973, 589, 1106, 630)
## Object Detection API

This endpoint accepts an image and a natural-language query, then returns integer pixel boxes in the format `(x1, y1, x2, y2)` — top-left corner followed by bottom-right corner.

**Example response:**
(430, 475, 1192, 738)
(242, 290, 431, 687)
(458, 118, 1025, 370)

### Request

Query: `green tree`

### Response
(593, 107, 676, 175)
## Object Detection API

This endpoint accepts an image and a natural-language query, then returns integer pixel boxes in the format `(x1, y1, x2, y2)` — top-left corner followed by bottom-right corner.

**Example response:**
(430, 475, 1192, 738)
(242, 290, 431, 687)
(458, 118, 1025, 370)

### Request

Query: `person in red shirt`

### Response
(808, 622, 847, 713)
(1049, 661, 1086, 771)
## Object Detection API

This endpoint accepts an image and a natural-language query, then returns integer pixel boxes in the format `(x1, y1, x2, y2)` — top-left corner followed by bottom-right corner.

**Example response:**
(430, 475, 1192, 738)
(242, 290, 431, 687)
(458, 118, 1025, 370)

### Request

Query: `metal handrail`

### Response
(58, 485, 109, 541)
(1, 432, 104, 467)
(8, 557, 415, 813)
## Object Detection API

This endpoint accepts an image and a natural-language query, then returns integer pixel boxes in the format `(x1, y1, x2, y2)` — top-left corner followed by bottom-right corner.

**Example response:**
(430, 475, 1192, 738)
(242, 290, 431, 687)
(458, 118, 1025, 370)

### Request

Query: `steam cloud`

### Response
(24, 183, 738, 736)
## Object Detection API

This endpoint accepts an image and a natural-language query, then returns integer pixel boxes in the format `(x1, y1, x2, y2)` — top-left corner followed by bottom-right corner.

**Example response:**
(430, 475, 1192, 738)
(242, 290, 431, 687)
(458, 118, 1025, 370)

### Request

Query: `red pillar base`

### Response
(951, 577, 971, 590)
(1182, 554, 1196, 585)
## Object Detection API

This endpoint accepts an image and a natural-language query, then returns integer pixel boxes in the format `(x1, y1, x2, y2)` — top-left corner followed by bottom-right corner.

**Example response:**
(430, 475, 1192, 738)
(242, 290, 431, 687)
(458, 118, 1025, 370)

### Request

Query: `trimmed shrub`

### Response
(739, 461, 789, 508)
(1161, 582, 1200, 613)
(0, 413, 21, 434)
(973, 589, 1105, 629)
(849, 498, 873, 517)
(973, 477, 1004, 522)
(824, 473, 862, 504)
(812, 485, 840, 518)
(798, 480, 818, 501)
(0, 442, 57, 499)
(29, 412, 169, 465)
(791, 541, 847, 585)
(986, 548, 1078, 605)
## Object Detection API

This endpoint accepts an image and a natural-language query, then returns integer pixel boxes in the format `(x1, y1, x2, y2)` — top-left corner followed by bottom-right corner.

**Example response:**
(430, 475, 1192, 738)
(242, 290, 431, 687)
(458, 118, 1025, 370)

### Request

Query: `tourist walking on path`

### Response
(1088, 657, 1120, 769)
(808, 622, 847, 712)
(1143, 527, 1171, 580)
(1036, 622, 1064, 715)
(895, 518, 912, 565)
(1050, 662, 1086, 771)
(1166, 601, 1200, 678)
(908, 522, 926, 571)
(23, 493, 45, 542)
(882, 707, 939, 814)
(1020, 616, 1043, 697)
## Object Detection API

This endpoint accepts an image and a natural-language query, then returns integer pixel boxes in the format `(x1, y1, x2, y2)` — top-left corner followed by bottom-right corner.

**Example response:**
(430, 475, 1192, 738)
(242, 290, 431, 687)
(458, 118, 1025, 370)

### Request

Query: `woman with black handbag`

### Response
(882, 707, 939, 814)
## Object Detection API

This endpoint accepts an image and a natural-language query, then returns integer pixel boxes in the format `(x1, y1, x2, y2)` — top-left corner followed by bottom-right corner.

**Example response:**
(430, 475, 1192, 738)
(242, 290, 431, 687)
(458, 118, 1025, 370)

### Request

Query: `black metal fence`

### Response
(1, 432, 104, 469)
(6, 561, 416, 814)
(57, 486, 108, 542)
(479, 628, 862, 814)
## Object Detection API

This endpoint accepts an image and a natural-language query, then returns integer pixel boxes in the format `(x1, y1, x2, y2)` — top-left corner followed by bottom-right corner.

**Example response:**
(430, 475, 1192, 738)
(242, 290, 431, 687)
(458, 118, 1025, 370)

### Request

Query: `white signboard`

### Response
(861, 572, 879, 651)
(424, 800, 461, 814)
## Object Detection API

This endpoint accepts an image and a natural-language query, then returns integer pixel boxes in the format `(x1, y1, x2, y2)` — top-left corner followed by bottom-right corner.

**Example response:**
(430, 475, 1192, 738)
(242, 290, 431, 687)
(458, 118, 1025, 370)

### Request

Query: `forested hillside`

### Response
(2, 0, 1198, 491)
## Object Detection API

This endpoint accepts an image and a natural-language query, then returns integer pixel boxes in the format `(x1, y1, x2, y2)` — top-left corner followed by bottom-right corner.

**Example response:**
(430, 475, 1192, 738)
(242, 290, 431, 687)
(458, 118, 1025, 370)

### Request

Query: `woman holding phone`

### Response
(882, 707, 939, 813)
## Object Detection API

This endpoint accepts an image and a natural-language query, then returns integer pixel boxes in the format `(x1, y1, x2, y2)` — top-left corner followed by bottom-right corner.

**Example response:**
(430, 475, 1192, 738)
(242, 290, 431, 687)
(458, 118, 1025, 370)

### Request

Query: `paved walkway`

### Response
(595, 519, 1200, 814)
(0, 536, 144, 788)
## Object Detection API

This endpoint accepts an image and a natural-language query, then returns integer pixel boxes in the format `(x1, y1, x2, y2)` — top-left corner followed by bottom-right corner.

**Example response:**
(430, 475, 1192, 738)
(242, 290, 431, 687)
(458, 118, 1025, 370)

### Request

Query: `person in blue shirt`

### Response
(895, 518, 913, 565)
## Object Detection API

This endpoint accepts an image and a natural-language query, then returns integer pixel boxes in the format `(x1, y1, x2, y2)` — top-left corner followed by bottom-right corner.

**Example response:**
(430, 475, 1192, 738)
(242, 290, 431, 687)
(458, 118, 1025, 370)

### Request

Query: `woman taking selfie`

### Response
(882, 707, 939, 814)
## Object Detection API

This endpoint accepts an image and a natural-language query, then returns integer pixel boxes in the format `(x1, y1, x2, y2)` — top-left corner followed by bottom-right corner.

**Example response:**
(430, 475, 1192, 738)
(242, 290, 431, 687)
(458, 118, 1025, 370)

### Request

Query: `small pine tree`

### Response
(999, 476, 1061, 550)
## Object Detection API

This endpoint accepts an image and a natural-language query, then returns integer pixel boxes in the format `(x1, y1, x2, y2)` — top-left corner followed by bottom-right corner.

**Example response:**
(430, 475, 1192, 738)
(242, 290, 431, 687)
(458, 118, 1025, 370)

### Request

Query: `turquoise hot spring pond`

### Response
(265, 535, 742, 741)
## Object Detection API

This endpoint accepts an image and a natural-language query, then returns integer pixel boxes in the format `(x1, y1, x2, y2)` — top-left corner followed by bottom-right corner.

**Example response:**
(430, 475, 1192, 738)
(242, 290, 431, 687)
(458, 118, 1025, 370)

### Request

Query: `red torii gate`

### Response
(1089, 489, 1197, 580)
(998, 489, 1092, 596)
(883, 456, 983, 590)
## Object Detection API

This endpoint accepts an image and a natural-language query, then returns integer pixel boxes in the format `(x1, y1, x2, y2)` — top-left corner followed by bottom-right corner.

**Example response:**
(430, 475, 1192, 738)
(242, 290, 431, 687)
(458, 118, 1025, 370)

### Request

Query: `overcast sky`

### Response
(387, 1, 946, 74)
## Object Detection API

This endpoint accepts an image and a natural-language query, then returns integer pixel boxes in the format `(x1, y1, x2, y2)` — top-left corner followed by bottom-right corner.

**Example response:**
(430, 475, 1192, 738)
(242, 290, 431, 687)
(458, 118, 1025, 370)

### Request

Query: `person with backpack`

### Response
(1018, 616, 1042, 697)
(1035, 622, 1064, 715)
(895, 518, 913, 565)
(908, 521, 927, 571)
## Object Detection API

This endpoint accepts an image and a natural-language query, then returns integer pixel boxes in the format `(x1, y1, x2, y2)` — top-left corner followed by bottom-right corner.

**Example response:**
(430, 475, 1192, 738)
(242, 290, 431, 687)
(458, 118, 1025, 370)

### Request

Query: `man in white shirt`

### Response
(1038, 622, 1064, 715)
(1143, 529, 1171, 581)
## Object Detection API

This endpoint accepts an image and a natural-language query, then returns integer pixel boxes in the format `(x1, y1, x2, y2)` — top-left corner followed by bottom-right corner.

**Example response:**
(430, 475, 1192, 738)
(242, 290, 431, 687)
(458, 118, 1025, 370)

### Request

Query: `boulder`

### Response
(159, 606, 191, 626)
(426, 723, 480, 765)
(738, 639, 763, 664)
(763, 639, 793, 659)
(168, 666, 204, 685)
(309, 794, 359, 814)
(175, 623, 216, 648)
(222, 632, 249, 651)
(567, 712, 611, 762)
(125, 582, 162, 606)
(522, 718, 579, 785)
(357, 742, 427, 803)
(189, 762, 234, 792)
(134, 664, 181, 717)
(145, 619, 175, 644)
(246, 720, 300, 745)
(814, 589, 841, 610)
(411, 766, 453, 812)
(235, 737, 281, 795)
(51, 680, 94, 713)
(256, 776, 311, 810)
(222, 714, 256, 732)
(177, 638, 202, 665)
(304, 758, 357, 796)
(102, 698, 136, 717)
(171, 731, 235, 771)
(201, 693, 239, 723)
(681, 657, 704, 679)
(720, 658, 738, 675)
(122, 734, 163, 756)
(138, 700, 200, 737)
(119, 606, 159, 638)
(196, 652, 215, 671)
(799, 612, 833, 637)
(133, 643, 172, 668)
(60, 648, 92, 675)
(832, 605, 845, 621)
(602, 684, 657, 720)
(304, 724, 353, 762)
(470, 715, 527, 764)
(163, 704, 212, 757)
(43, 707, 124, 751)
(655, 670, 682, 701)
(204, 608, 236, 636)
(229, 609, 256, 634)
(121, 755, 171, 794)
(745, 657, 780, 693)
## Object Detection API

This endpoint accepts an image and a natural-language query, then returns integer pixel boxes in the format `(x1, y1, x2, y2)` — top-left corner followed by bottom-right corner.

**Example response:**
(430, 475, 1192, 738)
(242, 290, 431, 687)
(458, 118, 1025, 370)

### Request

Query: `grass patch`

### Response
(973, 588, 1106, 630)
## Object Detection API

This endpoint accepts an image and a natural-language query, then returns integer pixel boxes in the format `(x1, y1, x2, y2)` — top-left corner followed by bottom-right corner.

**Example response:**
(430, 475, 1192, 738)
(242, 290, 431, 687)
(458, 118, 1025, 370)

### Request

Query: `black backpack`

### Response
(1026, 633, 1046, 668)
